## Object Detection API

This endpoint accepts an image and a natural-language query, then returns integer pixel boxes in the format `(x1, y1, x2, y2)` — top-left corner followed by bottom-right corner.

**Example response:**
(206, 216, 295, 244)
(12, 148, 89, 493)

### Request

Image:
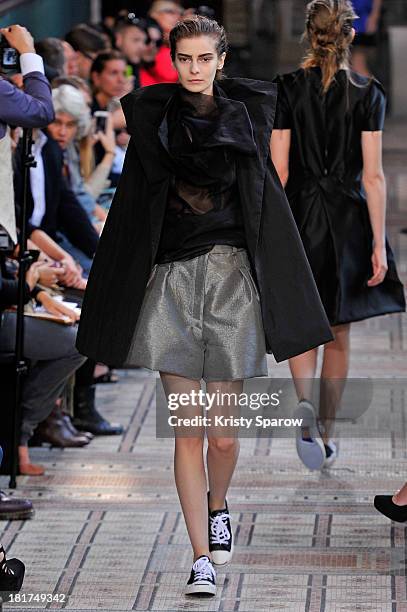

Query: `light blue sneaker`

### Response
(294, 400, 326, 470)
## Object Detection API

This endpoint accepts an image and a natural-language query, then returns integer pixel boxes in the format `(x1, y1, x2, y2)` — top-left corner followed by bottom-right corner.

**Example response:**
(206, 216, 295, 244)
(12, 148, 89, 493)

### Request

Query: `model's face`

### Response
(92, 59, 128, 99)
(173, 35, 225, 96)
(47, 112, 78, 149)
(116, 26, 147, 65)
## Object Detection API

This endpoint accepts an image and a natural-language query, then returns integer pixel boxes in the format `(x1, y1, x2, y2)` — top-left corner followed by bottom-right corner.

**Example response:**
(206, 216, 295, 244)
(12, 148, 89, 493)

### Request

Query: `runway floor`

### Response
(0, 127, 406, 612)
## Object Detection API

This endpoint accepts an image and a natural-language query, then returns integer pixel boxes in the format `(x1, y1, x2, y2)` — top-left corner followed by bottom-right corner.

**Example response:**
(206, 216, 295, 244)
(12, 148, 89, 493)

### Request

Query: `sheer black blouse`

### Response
(155, 86, 257, 264)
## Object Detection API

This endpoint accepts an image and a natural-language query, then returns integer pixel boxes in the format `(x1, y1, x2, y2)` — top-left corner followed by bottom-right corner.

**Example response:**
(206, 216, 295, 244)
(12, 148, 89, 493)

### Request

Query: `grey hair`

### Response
(52, 85, 92, 139)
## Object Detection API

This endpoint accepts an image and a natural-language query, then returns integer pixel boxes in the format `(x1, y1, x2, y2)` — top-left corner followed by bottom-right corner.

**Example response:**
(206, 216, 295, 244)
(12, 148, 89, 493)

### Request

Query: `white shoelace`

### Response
(193, 556, 215, 581)
(0, 552, 15, 576)
(209, 512, 231, 545)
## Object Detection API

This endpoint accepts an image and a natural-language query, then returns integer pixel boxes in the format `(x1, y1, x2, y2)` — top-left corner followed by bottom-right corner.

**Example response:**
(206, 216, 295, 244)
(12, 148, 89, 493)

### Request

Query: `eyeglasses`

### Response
(82, 51, 98, 61)
(145, 35, 163, 48)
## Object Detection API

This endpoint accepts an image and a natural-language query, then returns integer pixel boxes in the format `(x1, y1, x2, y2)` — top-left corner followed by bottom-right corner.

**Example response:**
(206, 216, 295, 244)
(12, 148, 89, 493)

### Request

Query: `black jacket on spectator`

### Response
(0, 256, 30, 319)
(14, 133, 98, 258)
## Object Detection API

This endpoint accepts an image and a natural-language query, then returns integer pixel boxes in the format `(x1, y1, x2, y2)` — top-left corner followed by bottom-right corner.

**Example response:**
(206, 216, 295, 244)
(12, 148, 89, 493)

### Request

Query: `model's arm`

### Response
(270, 130, 291, 188)
(361, 130, 388, 286)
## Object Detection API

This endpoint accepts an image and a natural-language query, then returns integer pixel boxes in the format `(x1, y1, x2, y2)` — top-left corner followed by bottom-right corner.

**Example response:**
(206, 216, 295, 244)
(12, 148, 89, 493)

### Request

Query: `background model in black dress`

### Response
(273, 67, 405, 325)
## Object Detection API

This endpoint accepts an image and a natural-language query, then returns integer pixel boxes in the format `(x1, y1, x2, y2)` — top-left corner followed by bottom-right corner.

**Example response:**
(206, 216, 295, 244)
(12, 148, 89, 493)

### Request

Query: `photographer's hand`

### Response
(0, 25, 35, 55)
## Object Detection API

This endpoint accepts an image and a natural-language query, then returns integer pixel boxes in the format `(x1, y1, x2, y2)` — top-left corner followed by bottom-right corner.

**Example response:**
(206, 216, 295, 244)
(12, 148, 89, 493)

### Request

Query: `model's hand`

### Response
(367, 245, 387, 286)
(0, 25, 35, 55)
(36, 292, 79, 324)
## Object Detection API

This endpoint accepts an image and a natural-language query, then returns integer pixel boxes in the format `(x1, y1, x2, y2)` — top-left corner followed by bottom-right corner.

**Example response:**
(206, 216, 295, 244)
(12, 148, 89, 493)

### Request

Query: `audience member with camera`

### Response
(47, 84, 116, 231)
(0, 23, 56, 595)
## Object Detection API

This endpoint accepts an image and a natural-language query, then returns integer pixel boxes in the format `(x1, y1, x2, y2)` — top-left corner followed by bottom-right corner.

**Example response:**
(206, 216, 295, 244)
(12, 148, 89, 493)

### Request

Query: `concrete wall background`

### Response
(0, 0, 90, 39)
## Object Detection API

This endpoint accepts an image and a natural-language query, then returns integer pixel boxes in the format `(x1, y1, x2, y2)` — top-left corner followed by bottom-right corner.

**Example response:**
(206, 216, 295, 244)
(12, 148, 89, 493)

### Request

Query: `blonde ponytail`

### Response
(301, 0, 357, 94)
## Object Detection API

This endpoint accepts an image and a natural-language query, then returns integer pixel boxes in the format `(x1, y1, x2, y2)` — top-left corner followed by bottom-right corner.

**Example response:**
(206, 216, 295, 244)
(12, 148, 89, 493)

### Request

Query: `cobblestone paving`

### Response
(0, 144, 406, 611)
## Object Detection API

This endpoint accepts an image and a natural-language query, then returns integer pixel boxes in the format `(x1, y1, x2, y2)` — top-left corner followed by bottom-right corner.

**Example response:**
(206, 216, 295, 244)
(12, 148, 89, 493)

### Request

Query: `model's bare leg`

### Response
(319, 323, 351, 444)
(289, 348, 319, 437)
(288, 348, 319, 400)
(205, 380, 242, 511)
(160, 371, 209, 561)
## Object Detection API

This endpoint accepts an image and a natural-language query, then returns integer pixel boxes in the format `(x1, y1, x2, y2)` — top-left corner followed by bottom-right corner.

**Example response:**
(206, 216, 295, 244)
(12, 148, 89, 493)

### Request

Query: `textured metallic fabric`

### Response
(126, 245, 268, 381)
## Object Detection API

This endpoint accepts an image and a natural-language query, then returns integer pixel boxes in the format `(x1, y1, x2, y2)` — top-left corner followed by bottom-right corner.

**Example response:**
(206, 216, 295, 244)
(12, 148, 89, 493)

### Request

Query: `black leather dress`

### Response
(274, 67, 405, 325)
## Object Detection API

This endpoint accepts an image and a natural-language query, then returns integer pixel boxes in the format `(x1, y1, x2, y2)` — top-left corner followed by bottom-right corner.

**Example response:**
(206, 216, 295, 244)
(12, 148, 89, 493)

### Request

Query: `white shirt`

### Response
(29, 130, 48, 228)
(19, 53, 45, 76)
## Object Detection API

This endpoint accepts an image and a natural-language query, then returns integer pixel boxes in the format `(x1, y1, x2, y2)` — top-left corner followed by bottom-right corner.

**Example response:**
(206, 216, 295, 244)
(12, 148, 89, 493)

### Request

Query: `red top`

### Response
(140, 46, 178, 86)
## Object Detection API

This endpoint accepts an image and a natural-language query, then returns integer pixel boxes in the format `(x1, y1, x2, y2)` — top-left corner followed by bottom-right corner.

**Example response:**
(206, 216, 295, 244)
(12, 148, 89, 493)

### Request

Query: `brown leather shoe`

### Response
(34, 410, 90, 448)
(0, 490, 34, 520)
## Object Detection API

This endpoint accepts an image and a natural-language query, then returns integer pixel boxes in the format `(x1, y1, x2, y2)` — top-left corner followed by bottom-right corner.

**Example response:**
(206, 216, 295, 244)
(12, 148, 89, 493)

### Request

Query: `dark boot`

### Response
(34, 407, 90, 448)
(73, 385, 124, 436)
(0, 545, 25, 595)
(0, 491, 34, 521)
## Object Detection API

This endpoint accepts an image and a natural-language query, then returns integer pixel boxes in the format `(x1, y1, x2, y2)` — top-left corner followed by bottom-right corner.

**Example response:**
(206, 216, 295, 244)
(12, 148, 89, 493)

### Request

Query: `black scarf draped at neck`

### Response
(158, 85, 258, 188)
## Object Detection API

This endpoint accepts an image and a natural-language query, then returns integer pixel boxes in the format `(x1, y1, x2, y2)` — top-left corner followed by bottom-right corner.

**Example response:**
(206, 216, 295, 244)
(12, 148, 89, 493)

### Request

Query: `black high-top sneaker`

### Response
(208, 492, 234, 565)
(0, 545, 25, 596)
(184, 555, 216, 597)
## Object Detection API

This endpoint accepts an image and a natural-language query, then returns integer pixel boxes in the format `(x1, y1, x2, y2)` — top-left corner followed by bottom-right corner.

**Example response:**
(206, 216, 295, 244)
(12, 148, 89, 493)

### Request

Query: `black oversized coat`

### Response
(76, 78, 334, 366)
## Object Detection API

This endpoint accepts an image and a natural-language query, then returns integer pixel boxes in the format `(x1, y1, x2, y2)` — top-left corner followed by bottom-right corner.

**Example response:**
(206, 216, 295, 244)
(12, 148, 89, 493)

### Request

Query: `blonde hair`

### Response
(301, 0, 357, 94)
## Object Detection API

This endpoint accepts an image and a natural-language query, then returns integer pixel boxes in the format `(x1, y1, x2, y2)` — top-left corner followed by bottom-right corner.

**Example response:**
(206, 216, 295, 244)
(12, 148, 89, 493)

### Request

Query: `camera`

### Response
(0, 225, 15, 253)
(93, 110, 108, 133)
(0, 32, 20, 75)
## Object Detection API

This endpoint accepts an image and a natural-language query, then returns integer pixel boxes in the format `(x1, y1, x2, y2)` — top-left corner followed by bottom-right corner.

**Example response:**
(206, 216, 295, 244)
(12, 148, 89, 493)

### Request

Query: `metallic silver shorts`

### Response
(126, 245, 268, 381)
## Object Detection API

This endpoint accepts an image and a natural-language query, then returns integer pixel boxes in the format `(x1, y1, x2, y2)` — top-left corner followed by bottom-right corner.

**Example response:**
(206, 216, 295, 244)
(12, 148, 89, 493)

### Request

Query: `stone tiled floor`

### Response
(0, 142, 406, 611)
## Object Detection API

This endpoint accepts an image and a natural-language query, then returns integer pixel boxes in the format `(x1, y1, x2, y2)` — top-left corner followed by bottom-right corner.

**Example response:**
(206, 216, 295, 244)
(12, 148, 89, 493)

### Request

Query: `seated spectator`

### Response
(150, 0, 183, 41)
(90, 50, 129, 113)
(0, 249, 86, 474)
(62, 40, 79, 76)
(114, 15, 148, 89)
(13, 127, 99, 276)
(48, 84, 116, 230)
(147, 0, 182, 84)
(90, 50, 130, 168)
(52, 74, 92, 105)
(139, 18, 166, 87)
(35, 37, 65, 80)
(65, 24, 107, 81)
(86, 22, 115, 50)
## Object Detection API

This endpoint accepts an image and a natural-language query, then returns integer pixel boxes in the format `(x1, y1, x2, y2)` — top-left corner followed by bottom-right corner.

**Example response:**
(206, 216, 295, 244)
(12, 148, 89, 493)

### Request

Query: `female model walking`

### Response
(77, 16, 334, 596)
(271, 0, 405, 471)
